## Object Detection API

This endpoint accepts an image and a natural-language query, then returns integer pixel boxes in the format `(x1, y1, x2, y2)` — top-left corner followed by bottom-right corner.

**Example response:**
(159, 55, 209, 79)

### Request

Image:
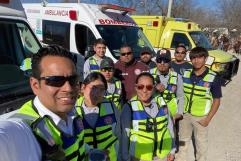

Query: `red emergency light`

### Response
(0, 0, 9, 3)
(99, 4, 135, 15)
(153, 21, 158, 27)
(188, 23, 191, 29)
(69, 10, 77, 21)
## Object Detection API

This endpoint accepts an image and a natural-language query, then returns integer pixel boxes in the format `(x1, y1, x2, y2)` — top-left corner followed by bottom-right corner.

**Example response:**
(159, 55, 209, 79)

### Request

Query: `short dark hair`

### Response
(135, 72, 155, 85)
(94, 38, 107, 46)
(83, 72, 107, 90)
(120, 44, 132, 51)
(31, 45, 75, 79)
(176, 44, 187, 51)
(189, 47, 208, 59)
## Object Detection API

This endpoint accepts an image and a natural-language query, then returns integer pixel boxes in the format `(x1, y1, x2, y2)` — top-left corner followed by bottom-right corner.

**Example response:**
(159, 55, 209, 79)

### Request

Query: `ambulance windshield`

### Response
(96, 25, 154, 59)
(189, 31, 213, 50)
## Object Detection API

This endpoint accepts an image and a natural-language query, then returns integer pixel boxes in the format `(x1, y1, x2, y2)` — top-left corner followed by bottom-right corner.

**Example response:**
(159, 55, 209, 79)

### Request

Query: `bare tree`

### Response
(219, 0, 241, 29)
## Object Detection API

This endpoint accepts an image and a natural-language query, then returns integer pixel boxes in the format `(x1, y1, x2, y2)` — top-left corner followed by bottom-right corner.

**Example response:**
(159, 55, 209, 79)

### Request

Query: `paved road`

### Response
(187, 55, 241, 161)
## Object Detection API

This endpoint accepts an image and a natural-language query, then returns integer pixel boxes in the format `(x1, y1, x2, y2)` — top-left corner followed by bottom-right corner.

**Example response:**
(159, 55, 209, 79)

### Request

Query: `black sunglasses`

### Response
(101, 68, 114, 72)
(121, 52, 132, 56)
(156, 58, 170, 63)
(39, 75, 79, 87)
(175, 51, 186, 54)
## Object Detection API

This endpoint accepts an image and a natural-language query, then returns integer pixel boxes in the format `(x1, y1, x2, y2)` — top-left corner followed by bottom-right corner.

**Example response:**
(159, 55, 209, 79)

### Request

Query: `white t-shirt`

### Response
(0, 120, 41, 161)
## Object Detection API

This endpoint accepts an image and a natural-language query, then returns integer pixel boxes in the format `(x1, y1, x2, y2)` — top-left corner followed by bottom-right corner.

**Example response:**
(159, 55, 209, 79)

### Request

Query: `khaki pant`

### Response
(175, 113, 208, 161)
(131, 156, 167, 161)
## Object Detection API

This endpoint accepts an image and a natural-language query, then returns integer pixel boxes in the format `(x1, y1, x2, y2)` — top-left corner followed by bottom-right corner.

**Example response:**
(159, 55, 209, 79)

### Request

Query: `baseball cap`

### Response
(140, 47, 153, 55)
(156, 49, 171, 62)
(100, 57, 114, 69)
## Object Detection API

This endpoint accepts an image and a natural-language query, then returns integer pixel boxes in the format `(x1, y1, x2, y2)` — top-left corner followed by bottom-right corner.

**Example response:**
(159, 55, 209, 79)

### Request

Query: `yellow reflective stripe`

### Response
(18, 101, 40, 119)
(65, 132, 84, 156)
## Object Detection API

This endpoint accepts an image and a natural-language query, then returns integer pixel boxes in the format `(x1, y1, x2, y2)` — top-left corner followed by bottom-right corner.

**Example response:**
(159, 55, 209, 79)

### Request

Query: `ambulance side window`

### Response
(171, 33, 191, 49)
(42, 20, 70, 49)
(75, 24, 96, 56)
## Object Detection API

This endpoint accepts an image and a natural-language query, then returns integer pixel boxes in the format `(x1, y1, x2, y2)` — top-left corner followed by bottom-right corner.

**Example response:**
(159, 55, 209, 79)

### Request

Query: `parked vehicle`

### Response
(132, 15, 239, 83)
(0, 0, 41, 113)
(23, 3, 154, 62)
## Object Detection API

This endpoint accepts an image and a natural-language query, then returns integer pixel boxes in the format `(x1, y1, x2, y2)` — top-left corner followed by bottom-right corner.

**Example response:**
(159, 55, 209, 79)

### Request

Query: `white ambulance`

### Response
(0, 0, 41, 114)
(23, 2, 154, 62)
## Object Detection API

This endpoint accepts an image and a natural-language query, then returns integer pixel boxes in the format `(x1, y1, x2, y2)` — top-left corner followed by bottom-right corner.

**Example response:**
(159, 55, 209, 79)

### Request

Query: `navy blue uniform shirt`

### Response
(190, 67, 222, 98)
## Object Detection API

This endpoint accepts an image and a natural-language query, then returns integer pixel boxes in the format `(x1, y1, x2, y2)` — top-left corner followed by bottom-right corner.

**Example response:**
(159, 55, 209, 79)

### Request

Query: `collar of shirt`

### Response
(190, 67, 209, 83)
(33, 96, 75, 135)
(82, 102, 99, 114)
(93, 55, 104, 63)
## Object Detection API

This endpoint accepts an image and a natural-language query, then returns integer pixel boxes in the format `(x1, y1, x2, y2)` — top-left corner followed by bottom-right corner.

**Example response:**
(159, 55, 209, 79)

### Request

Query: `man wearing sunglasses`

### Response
(100, 57, 123, 110)
(84, 38, 107, 78)
(115, 45, 149, 102)
(0, 45, 86, 161)
(150, 49, 184, 120)
(170, 44, 193, 75)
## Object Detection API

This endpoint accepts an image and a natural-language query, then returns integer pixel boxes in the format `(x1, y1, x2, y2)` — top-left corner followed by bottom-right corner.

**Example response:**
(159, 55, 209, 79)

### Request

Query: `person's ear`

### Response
(80, 84, 86, 93)
(30, 77, 40, 95)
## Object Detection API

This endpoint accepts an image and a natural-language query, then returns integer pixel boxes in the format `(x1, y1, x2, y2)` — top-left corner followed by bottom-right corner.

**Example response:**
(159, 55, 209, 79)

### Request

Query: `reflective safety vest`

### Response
(182, 69, 216, 116)
(89, 57, 100, 73)
(105, 78, 122, 110)
(150, 67, 178, 116)
(16, 100, 85, 161)
(128, 95, 173, 160)
(76, 97, 119, 161)
(20, 58, 32, 71)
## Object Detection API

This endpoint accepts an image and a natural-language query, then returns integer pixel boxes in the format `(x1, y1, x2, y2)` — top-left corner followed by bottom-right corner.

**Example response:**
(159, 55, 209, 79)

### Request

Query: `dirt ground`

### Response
(187, 55, 241, 161)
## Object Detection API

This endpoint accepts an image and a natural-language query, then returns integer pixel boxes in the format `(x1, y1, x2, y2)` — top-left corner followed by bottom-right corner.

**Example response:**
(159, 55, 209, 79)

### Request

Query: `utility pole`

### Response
(167, 0, 173, 17)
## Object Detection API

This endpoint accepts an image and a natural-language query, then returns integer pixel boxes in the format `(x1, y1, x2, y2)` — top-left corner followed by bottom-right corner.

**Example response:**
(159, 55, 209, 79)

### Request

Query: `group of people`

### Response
(0, 38, 222, 161)
(210, 32, 241, 54)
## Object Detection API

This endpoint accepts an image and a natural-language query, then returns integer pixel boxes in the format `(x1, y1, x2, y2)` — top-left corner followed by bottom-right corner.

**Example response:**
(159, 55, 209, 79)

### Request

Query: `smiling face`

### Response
(190, 55, 207, 71)
(30, 56, 79, 119)
(135, 76, 154, 104)
(94, 43, 106, 59)
(174, 46, 187, 63)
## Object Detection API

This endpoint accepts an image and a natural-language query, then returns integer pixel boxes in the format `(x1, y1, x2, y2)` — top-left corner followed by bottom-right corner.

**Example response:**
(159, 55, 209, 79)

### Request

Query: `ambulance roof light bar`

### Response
(99, 4, 135, 16)
(0, 0, 10, 3)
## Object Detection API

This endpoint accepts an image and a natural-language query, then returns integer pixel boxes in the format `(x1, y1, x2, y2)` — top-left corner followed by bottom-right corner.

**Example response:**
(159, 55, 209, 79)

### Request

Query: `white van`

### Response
(0, 0, 41, 114)
(23, 3, 154, 62)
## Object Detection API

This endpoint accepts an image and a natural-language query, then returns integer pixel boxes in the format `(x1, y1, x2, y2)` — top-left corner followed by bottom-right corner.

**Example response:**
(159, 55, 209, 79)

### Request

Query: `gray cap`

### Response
(100, 57, 114, 69)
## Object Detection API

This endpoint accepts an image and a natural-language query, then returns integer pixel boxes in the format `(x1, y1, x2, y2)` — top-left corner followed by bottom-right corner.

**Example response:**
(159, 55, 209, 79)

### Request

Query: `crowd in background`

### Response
(209, 31, 241, 55)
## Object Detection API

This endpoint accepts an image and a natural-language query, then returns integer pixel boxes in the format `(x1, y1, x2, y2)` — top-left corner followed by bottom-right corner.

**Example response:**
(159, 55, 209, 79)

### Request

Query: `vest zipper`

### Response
(153, 118, 158, 157)
(93, 128, 97, 148)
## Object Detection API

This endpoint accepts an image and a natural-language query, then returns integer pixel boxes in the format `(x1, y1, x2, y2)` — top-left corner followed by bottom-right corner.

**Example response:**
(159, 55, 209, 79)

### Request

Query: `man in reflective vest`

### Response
(84, 38, 107, 78)
(11, 45, 85, 161)
(100, 57, 123, 110)
(175, 47, 222, 161)
(150, 49, 184, 120)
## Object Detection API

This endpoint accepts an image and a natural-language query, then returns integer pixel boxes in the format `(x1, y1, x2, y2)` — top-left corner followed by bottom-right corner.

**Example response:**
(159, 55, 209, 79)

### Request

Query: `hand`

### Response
(167, 153, 175, 161)
(156, 83, 165, 93)
(174, 113, 183, 122)
(197, 117, 210, 127)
